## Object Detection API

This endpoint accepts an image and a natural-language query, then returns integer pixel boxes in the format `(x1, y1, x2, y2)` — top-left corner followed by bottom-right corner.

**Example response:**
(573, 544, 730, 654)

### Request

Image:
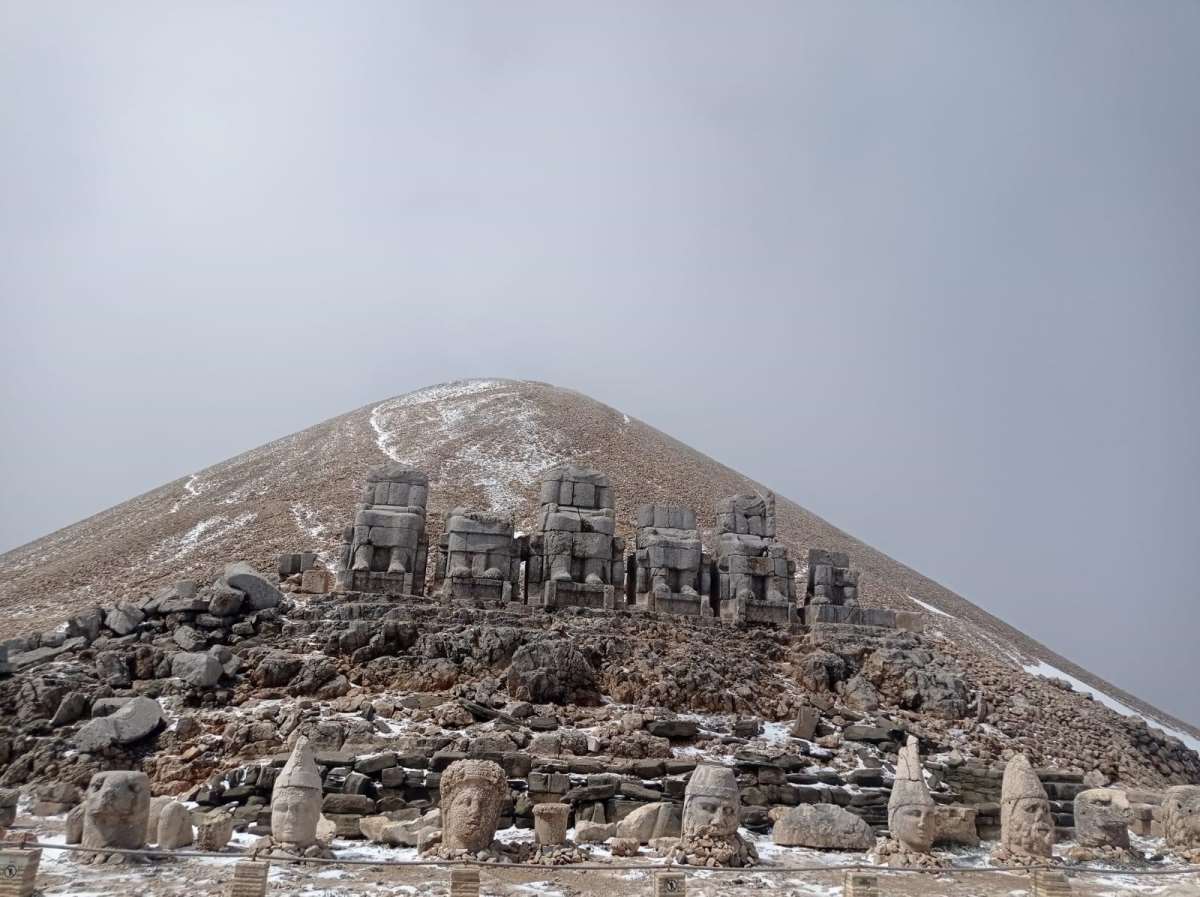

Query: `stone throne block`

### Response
(800, 548, 896, 626)
(633, 502, 711, 617)
(714, 492, 798, 627)
(526, 464, 624, 610)
(334, 463, 429, 595)
(434, 508, 519, 604)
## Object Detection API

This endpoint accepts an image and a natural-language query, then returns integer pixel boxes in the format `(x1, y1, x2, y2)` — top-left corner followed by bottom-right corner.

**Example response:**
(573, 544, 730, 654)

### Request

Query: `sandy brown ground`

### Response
(12, 808, 1199, 897)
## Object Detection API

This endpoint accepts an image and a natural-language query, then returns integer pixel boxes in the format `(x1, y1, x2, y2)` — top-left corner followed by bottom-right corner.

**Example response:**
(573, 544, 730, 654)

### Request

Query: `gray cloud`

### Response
(2, 2, 1197, 723)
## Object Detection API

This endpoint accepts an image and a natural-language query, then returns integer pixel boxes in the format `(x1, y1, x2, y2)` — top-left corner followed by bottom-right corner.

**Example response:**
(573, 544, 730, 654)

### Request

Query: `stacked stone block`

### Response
(806, 548, 859, 606)
(714, 493, 797, 627)
(633, 503, 710, 617)
(526, 465, 624, 610)
(277, 552, 317, 578)
(434, 509, 519, 603)
(334, 463, 429, 595)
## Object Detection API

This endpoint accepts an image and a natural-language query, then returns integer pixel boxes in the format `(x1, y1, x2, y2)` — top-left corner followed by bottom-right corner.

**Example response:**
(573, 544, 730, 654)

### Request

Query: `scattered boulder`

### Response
(171, 652, 222, 688)
(75, 696, 163, 752)
(506, 640, 598, 705)
(104, 603, 145, 637)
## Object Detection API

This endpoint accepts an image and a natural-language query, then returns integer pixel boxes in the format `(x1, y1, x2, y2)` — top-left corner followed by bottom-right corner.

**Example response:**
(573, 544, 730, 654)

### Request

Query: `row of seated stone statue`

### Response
(334, 461, 869, 626)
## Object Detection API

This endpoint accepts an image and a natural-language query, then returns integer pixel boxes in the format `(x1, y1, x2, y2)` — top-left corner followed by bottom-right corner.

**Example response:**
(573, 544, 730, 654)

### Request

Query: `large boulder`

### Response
(506, 640, 598, 705)
(772, 804, 876, 850)
(74, 696, 163, 752)
(171, 652, 222, 688)
(251, 650, 304, 688)
(223, 562, 281, 611)
(104, 603, 145, 637)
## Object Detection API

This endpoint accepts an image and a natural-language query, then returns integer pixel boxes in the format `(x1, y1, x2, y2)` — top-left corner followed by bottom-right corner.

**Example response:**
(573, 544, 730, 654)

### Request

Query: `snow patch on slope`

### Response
(150, 512, 257, 562)
(908, 595, 954, 618)
(1024, 661, 1200, 753)
(370, 380, 570, 511)
(168, 473, 204, 514)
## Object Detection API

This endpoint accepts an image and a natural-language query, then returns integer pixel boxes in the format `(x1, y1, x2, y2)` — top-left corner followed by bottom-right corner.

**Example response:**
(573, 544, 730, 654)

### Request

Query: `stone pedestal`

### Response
(532, 803, 570, 845)
(653, 871, 686, 896)
(720, 593, 796, 628)
(228, 859, 269, 897)
(843, 871, 878, 897)
(0, 849, 40, 897)
(537, 580, 616, 610)
(449, 867, 480, 897)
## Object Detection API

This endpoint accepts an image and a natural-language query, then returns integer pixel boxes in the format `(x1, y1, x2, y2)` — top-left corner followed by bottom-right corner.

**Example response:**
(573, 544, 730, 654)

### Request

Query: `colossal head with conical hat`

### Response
(683, 763, 741, 841)
(888, 736, 937, 853)
(271, 737, 323, 848)
(999, 753, 1054, 858)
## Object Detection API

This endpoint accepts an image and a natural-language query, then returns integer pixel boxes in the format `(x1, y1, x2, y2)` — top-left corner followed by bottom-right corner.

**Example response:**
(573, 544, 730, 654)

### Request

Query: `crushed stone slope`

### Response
(0, 377, 1194, 742)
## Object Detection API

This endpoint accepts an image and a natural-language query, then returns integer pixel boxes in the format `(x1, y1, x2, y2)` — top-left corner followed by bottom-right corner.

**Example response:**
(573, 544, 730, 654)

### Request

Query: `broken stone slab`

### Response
(223, 562, 282, 611)
(51, 691, 88, 728)
(644, 719, 699, 740)
(75, 696, 163, 752)
(9, 638, 87, 672)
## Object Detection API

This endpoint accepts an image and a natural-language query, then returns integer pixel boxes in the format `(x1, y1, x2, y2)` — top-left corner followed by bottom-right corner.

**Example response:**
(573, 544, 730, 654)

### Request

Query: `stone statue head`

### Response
(1074, 788, 1130, 850)
(683, 764, 741, 840)
(1163, 785, 1200, 850)
(888, 736, 937, 853)
(439, 759, 508, 852)
(271, 738, 323, 848)
(82, 771, 151, 853)
(999, 754, 1054, 858)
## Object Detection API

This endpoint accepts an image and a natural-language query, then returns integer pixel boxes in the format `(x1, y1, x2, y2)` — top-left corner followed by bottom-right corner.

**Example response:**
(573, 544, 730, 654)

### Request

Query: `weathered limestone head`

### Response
(683, 764, 741, 841)
(888, 736, 937, 853)
(81, 771, 151, 855)
(1163, 785, 1200, 851)
(439, 759, 508, 852)
(1074, 788, 1130, 850)
(271, 737, 323, 848)
(999, 754, 1054, 858)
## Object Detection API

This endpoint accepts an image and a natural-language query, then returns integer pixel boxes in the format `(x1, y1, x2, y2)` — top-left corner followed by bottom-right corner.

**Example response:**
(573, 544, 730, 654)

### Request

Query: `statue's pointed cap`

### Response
(276, 737, 322, 792)
(1001, 753, 1047, 805)
(686, 763, 739, 801)
(888, 736, 934, 825)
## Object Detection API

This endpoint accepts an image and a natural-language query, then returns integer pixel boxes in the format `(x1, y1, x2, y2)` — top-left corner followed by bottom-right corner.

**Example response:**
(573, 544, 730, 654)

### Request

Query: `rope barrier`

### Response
(12, 840, 1200, 878)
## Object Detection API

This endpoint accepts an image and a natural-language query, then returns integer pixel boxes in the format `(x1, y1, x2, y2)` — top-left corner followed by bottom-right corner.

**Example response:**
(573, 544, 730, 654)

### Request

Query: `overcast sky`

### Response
(2, 2, 1198, 724)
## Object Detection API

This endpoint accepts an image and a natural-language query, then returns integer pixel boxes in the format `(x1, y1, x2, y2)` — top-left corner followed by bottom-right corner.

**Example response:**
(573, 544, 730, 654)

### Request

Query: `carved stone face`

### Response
(1005, 796, 1054, 857)
(82, 771, 150, 851)
(682, 765, 741, 842)
(439, 759, 507, 852)
(1164, 786, 1200, 850)
(893, 804, 937, 853)
(683, 793, 740, 839)
(271, 784, 320, 846)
